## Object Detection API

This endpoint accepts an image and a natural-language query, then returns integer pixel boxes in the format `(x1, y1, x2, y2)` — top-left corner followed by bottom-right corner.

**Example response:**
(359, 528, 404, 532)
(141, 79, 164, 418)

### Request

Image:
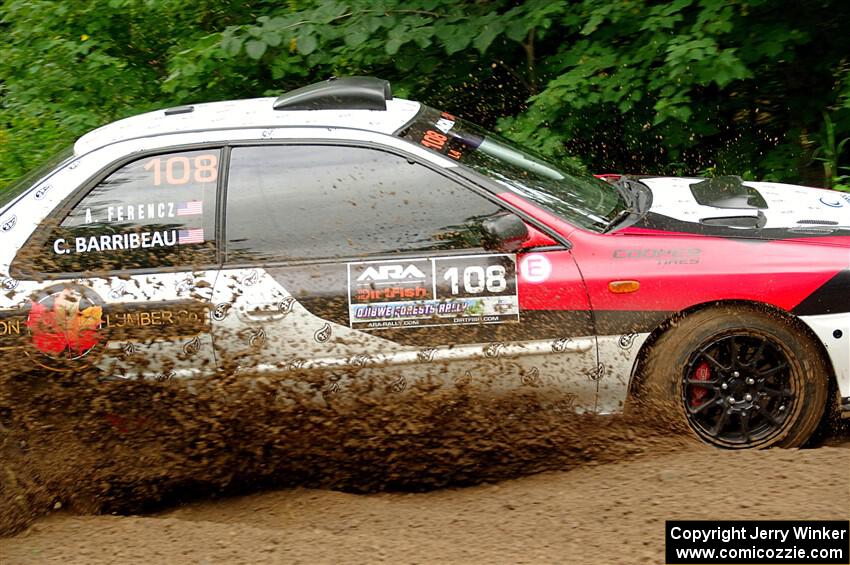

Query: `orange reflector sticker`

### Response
(608, 280, 640, 294)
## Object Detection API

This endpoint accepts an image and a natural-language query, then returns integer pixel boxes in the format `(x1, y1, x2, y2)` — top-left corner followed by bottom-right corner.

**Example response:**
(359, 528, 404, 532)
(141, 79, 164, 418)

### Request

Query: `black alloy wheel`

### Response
(683, 333, 796, 446)
(636, 306, 830, 449)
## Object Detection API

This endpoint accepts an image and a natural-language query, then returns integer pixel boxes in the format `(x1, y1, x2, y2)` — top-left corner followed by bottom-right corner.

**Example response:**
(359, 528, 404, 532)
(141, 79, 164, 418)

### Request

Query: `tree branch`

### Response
(275, 9, 442, 32)
(523, 27, 537, 95)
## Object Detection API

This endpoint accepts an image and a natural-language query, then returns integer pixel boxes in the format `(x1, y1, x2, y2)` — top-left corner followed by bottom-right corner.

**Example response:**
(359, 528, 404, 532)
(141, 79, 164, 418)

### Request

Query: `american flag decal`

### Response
(178, 228, 204, 244)
(177, 200, 203, 216)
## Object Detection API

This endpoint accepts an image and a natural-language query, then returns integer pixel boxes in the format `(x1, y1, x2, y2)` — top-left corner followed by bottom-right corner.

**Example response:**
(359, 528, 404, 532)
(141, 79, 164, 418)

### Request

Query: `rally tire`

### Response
(637, 305, 829, 449)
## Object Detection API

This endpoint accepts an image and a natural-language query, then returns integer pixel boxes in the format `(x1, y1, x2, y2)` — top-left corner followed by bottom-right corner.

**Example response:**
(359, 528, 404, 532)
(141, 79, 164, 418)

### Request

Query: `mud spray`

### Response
(0, 365, 702, 537)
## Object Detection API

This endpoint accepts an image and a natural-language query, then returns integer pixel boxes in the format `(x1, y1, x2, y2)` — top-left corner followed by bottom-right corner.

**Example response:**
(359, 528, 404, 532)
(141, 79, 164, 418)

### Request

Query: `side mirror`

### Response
(481, 213, 530, 253)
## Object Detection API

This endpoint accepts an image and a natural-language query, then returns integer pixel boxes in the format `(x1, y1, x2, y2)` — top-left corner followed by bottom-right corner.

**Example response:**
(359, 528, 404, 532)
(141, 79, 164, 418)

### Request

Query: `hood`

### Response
(631, 176, 850, 243)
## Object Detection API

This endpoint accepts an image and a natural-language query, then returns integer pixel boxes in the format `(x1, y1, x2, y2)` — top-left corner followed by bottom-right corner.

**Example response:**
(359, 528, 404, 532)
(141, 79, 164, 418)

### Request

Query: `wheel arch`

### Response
(627, 299, 838, 401)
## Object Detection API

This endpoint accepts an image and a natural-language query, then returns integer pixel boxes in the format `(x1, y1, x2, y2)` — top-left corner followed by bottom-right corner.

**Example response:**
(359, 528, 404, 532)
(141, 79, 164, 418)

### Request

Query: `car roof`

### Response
(74, 95, 421, 156)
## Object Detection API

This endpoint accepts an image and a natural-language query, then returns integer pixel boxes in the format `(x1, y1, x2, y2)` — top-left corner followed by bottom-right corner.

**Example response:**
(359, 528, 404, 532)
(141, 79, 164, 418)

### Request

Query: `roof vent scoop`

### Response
(689, 175, 768, 209)
(273, 76, 392, 111)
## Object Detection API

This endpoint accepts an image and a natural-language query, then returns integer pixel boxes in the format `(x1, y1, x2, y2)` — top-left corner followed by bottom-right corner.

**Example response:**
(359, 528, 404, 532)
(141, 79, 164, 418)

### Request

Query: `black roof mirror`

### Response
(481, 213, 530, 253)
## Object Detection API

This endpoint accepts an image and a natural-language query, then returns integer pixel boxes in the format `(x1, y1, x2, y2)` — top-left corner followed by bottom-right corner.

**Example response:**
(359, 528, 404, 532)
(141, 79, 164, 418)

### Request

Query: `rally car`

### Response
(1, 76, 848, 449)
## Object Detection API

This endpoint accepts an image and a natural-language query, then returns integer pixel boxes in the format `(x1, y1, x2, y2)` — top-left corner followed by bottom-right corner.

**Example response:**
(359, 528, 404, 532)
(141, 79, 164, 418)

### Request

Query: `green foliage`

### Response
(811, 113, 850, 189)
(3, 0, 850, 191)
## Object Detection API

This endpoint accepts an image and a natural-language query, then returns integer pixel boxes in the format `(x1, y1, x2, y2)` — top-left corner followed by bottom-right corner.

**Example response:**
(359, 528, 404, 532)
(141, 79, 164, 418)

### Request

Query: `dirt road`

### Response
(1, 376, 848, 564)
(3, 442, 849, 564)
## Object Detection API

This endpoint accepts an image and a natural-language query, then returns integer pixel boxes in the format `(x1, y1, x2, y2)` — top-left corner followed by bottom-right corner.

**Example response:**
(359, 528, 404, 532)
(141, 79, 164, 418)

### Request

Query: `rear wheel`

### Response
(638, 306, 829, 449)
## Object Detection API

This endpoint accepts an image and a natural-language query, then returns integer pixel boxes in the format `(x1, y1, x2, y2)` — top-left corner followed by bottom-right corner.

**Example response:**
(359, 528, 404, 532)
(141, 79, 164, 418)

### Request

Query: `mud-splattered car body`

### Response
(0, 77, 848, 447)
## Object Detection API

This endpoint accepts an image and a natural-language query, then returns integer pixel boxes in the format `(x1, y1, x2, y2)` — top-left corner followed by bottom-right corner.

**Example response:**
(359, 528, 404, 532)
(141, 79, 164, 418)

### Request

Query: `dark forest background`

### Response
(3, 0, 850, 191)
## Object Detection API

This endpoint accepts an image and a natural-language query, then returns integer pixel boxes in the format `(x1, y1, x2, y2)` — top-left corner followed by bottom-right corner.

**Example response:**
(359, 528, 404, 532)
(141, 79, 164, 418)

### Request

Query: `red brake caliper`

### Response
(689, 362, 712, 407)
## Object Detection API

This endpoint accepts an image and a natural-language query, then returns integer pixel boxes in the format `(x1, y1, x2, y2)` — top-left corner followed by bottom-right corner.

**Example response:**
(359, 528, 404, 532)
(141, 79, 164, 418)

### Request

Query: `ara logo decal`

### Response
(211, 303, 231, 321)
(109, 282, 128, 300)
(417, 347, 437, 363)
(618, 333, 638, 349)
(325, 379, 342, 394)
(521, 367, 541, 387)
(313, 322, 332, 343)
(175, 277, 194, 295)
(182, 335, 202, 356)
(388, 375, 406, 393)
(287, 358, 307, 371)
(278, 297, 296, 315)
(483, 342, 505, 358)
(121, 341, 137, 358)
(357, 264, 427, 282)
(552, 337, 572, 353)
(240, 270, 260, 286)
(819, 196, 844, 208)
(348, 353, 370, 368)
(586, 363, 606, 381)
(454, 370, 473, 387)
(26, 285, 104, 369)
(154, 371, 175, 382)
(34, 184, 51, 200)
(247, 328, 266, 349)
(1, 215, 17, 232)
(1, 277, 19, 291)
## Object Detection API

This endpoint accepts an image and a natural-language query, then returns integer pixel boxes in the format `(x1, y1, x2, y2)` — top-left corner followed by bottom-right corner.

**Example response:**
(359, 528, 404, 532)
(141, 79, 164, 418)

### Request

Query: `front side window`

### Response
(225, 145, 507, 263)
(21, 148, 219, 273)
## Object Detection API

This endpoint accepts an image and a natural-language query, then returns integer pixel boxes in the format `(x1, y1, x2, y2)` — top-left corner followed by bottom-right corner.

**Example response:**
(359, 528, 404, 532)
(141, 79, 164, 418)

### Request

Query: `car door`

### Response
(210, 142, 600, 410)
(10, 147, 221, 379)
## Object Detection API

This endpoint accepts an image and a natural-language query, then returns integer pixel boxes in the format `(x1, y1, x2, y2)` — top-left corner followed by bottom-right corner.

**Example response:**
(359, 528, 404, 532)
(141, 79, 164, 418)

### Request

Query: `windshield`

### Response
(396, 106, 625, 232)
(0, 146, 74, 210)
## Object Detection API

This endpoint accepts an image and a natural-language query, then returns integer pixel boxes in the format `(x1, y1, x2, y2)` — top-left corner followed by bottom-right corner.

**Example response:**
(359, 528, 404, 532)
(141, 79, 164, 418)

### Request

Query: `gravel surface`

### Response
(1, 373, 848, 564)
(3, 442, 848, 564)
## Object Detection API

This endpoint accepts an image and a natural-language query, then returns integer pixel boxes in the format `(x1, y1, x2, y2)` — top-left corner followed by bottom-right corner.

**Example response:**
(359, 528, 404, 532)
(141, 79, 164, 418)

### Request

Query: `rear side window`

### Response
(20, 149, 219, 273)
(225, 144, 506, 263)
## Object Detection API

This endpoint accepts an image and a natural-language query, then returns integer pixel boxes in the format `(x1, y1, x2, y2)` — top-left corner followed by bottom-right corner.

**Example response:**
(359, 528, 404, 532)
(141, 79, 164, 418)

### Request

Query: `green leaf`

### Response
(245, 40, 267, 60)
(473, 22, 502, 54)
(344, 30, 369, 48)
(435, 24, 470, 54)
(442, 34, 470, 54)
(262, 32, 281, 48)
(297, 34, 317, 55)
(580, 15, 604, 36)
(385, 38, 404, 55)
(222, 36, 243, 57)
(412, 32, 432, 50)
(506, 20, 530, 43)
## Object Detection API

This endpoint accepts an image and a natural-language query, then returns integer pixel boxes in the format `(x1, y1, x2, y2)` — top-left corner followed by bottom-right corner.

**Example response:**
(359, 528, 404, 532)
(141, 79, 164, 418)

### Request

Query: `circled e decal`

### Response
(519, 253, 552, 284)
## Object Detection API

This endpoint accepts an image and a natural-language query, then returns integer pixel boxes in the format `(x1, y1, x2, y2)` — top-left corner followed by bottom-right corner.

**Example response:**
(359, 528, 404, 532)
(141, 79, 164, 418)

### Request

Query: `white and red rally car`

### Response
(1, 77, 848, 448)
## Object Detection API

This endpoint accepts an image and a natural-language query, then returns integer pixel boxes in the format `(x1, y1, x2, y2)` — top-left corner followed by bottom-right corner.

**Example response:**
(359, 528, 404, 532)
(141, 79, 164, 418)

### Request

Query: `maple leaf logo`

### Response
(26, 289, 103, 357)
